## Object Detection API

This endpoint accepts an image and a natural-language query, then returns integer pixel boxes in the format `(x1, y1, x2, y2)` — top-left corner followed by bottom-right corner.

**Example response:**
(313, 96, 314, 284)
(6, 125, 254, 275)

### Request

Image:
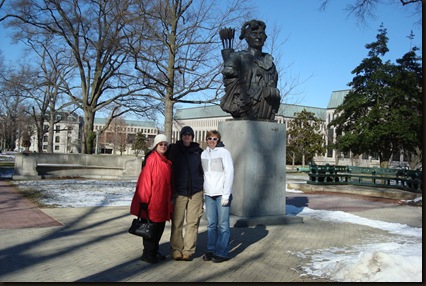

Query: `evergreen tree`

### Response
(131, 132, 149, 157)
(329, 24, 422, 168)
(392, 47, 423, 169)
(287, 109, 326, 166)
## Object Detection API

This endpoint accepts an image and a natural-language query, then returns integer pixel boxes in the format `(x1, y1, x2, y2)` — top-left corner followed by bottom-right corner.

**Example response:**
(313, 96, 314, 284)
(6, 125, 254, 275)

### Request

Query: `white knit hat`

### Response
(153, 134, 169, 148)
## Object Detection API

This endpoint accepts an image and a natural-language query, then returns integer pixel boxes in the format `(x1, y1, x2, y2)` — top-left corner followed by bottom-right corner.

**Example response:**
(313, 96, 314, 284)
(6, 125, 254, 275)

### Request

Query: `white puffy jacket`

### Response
(201, 145, 234, 200)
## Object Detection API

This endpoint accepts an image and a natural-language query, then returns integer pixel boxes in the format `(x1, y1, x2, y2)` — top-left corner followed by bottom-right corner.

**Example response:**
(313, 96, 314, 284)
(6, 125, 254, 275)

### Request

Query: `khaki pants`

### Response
(170, 191, 204, 256)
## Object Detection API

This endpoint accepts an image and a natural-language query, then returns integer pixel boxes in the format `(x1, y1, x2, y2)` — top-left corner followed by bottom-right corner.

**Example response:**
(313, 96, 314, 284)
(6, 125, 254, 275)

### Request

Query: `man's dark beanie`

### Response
(180, 126, 194, 138)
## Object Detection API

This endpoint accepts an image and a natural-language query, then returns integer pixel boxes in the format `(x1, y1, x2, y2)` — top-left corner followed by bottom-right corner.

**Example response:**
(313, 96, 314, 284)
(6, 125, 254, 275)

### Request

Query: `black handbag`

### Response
(128, 204, 155, 239)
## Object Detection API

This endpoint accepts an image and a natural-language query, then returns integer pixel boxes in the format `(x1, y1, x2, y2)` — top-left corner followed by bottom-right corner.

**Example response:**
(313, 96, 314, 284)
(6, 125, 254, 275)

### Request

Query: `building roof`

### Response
(327, 89, 350, 109)
(94, 118, 156, 128)
(174, 104, 227, 119)
(174, 89, 352, 121)
(45, 111, 81, 123)
(276, 104, 326, 120)
(174, 103, 328, 120)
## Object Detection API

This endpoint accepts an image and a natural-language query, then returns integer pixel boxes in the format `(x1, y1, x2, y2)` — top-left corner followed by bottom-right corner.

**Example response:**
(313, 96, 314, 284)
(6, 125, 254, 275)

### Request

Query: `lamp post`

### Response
(95, 130, 99, 155)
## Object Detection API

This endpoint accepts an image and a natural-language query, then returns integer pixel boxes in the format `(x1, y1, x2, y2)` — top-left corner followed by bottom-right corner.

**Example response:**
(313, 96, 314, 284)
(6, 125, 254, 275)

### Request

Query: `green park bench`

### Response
(296, 166, 310, 172)
(347, 166, 401, 187)
(402, 170, 422, 192)
(307, 164, 349, 185)
(307, 164, 422, 193)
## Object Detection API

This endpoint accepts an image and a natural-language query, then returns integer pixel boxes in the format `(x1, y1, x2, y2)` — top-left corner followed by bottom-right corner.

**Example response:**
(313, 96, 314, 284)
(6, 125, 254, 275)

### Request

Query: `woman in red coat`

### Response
(130, 134, 173, 264)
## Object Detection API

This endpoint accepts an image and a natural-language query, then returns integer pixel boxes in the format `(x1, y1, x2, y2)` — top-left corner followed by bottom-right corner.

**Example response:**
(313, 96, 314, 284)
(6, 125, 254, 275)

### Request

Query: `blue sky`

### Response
(0, 0, 421, 110)
(255, 0, 422, 108)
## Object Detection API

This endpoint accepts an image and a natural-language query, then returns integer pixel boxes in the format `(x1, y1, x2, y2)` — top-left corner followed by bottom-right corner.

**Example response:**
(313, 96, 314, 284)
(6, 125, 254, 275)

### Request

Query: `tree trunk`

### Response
(47, 112, 55, 153)
(406, 147, 422, 170)
(164, 29, 176, 142)
(81, 111, 95, 154)
(34, 112, 44, 153)
(164, 98, 175, 143)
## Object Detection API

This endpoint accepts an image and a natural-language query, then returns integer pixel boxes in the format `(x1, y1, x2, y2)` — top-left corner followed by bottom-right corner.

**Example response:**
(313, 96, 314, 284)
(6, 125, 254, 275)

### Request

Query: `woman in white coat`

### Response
(201, 130, 234, 263)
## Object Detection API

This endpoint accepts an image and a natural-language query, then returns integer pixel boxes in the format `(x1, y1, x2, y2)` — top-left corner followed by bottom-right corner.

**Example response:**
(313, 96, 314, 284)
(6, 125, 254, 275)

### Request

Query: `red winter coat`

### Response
(130, 151, 173, 222)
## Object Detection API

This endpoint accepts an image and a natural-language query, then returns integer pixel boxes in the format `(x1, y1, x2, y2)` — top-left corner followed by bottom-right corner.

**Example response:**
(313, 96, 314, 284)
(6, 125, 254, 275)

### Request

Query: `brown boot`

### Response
(182, 253, 193, 261)
(172, 251, 183, 261)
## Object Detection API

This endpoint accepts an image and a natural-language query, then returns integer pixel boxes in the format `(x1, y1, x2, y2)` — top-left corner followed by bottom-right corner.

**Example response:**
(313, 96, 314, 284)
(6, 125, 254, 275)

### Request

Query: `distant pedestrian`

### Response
(130, 134, 173, 264)
(201, 130, 234, 263)
(167, 126, 204, 261)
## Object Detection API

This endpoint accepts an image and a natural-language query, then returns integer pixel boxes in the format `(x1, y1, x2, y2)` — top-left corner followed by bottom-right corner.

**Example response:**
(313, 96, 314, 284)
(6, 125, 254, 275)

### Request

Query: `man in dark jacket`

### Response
(167, 126, 204, 261)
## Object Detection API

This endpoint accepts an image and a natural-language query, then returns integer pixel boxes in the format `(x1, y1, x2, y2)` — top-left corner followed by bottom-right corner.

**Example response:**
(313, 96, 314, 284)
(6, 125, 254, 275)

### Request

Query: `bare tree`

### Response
(2, 0, 155, 153)
(129, 0, 253, 140)
(266, 22, 309, 107)
(0, 34, 76, 153)
(0, 0, 6, 22)
(319, 0, 422, 26)
(21, 35, 78, 153)
(0, 64, 34, 151)
(107, 117, 128, 155)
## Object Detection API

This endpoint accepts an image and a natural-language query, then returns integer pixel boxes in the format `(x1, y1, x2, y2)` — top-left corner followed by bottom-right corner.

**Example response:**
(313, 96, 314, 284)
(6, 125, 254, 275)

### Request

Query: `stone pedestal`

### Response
(218, 120, 302, 226)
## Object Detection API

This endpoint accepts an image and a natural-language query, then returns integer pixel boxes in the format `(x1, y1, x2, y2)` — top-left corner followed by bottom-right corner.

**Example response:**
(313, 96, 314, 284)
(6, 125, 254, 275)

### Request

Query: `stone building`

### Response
(172, 89, 380, 167)
(22, 111, 82, 153)
(18, 89, 381, 166)
(21, 114, 159, 155)
(94, 118, 158, 155)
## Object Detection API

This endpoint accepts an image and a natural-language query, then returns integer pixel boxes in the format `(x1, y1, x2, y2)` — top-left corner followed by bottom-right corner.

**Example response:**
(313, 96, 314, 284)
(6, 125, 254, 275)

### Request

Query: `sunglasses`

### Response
(207, 137, 218, 141)
(158, 142, 168, 147)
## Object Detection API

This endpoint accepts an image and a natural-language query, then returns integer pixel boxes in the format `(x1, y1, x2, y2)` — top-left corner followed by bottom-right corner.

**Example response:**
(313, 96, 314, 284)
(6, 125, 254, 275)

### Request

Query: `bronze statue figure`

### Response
(219, 20, 281, 121)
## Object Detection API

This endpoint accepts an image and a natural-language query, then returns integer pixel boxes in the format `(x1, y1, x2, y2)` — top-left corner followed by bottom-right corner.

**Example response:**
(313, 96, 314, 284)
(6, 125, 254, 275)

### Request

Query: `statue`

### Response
(219, 20, 281, 121)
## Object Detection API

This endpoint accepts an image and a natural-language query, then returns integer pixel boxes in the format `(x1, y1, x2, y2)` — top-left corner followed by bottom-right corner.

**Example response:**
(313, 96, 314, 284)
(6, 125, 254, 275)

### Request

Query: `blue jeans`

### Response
(204, 195, 231, 258)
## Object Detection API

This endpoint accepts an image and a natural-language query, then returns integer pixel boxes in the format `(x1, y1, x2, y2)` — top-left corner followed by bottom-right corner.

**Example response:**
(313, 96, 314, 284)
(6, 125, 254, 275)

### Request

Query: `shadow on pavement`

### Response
(75, 225, 269, 282)
(194, 224, 269, 259)
(0, 200, 129, 280)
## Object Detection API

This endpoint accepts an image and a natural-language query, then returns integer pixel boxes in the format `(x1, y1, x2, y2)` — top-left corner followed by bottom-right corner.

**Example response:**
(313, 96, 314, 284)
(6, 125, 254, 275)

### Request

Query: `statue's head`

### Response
(239, 20, 267, 49)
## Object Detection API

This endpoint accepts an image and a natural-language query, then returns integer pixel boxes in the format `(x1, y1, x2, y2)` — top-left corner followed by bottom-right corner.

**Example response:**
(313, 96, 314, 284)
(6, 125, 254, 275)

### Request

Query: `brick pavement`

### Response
(0, 179, 422, 282)
(0, 180, 61, 228)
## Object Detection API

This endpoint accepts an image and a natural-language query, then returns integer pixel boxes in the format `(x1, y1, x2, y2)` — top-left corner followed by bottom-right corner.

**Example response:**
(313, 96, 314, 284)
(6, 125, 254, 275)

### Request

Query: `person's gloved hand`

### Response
(221, 198, 229, 206)
(141, 203, 148, 210)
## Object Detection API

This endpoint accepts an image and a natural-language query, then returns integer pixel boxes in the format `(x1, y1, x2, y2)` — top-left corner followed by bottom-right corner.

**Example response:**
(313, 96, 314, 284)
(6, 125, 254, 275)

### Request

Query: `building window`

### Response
(327, 147, 333, 158)
(327, 128, 334, 158)
(55, 145, 60, 150)
(55, 136, 60, 143)
(392, 152, 400, 161)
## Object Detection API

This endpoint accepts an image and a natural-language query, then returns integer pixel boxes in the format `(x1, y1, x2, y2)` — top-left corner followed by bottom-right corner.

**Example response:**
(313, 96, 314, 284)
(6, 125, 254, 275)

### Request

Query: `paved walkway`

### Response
(0, 179, 422, 282)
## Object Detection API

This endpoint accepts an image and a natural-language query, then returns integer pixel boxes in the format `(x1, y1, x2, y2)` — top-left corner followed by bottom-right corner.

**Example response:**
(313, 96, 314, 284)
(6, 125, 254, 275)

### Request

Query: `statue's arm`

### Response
(221, 50, 239, 78)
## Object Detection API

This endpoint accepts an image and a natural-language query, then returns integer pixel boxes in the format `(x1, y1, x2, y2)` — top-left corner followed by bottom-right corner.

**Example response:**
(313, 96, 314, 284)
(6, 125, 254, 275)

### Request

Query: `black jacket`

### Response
(166, 140, 204, 196)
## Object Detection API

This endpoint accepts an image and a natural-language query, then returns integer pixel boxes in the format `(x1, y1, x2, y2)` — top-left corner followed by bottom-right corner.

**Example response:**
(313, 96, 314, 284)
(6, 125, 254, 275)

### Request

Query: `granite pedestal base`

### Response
(218, 120, 303, 227)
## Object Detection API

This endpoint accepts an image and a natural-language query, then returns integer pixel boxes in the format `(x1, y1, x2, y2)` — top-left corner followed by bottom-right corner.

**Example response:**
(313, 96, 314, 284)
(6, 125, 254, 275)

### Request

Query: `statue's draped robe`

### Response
(220, 49, 280, 120)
